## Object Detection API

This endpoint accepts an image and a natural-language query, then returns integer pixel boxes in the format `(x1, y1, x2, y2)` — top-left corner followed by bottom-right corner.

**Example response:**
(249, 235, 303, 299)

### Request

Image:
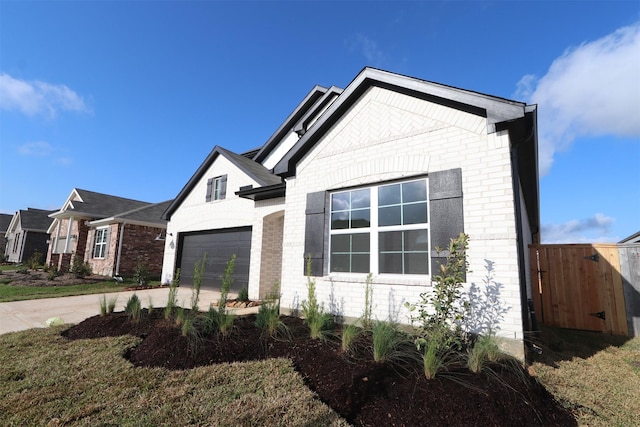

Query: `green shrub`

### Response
(256, 282, 288, 338)
(99, 295, 118, 316)
(341, 322, 361, 354)
(191, 253, 207, 311)
(175, 305, 186, 327)
(302, 256, 333, 340)
(124, 294, 142, 322)
(47, 266, 62, 281)
(363, 273, 373, 329)
(133, 258, 149, 286)
(70, 254, 92, 278)
(26, 251, 43, 270)
(238, 286, 249, 302)
(467, 333, 502, 374)
(406, 233, 471, 352)
(371, 321, 419, 367)
(212, 254, 237, 335)
(165, 268, 180, 320)
(422, 327, 451, 379)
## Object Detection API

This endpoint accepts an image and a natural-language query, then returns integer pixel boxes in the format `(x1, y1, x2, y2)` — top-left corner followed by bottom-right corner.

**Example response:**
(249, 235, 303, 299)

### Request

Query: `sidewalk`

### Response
(0, 287, 255, 335)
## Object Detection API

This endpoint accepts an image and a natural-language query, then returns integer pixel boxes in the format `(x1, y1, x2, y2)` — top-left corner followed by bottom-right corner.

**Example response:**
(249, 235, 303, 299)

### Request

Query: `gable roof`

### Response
(274, 67, 534, 177)
(162, 146, 282, 220)
(50, 188, 151, 220)
(0, 213, 12, 233)
(619, 231, 640, 244)
(89, 199, 173, 228)
(9, 208, 55, 233)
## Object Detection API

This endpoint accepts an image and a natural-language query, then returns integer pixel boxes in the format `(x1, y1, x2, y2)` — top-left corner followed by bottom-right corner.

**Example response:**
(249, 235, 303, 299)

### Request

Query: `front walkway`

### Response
(0, 287, 255, 335)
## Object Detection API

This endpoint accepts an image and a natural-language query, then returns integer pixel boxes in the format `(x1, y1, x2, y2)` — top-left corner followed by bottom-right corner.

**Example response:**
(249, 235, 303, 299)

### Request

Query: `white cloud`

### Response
(18, 141, 54, 157)
(515, 22, 640, 176)
(541, 213, 616, 243)
(0, 73, 90, 118)
(347, 34, 387, 66)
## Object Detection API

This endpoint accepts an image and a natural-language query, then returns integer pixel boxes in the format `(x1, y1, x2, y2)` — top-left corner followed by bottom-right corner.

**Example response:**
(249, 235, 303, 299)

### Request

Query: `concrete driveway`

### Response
(0, 287, 250, 335)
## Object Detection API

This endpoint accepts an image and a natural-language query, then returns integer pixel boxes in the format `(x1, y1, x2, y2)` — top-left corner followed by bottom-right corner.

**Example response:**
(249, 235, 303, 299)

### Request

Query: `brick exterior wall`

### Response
(114, 223, 165, 278)
(277, 86, 528, 357)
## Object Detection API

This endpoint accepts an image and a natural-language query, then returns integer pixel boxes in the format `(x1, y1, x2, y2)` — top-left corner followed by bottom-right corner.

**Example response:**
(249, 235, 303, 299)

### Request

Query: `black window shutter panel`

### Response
(206, 178, 213, 202)
(304, 191, 328, 276)
(220, 175, 227, 200)
(429, 168, 464, 279)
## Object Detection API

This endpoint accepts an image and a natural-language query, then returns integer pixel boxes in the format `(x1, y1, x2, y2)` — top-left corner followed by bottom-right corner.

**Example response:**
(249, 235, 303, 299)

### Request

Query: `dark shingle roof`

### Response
(114, 200, 173, 226)
(0, 214, 12, 233)
(217, 147, 282, 187)
(20, 208, 55, 231)
(71, 189, 150, 218)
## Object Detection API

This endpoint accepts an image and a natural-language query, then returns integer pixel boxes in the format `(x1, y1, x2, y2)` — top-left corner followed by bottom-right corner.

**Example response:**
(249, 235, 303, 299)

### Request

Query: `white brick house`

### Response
(162, 67, 539, 357)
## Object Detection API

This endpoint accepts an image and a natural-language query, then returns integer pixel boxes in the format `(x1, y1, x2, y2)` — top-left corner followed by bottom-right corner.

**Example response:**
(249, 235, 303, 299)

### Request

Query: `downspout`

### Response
(115, 222, 126, 277)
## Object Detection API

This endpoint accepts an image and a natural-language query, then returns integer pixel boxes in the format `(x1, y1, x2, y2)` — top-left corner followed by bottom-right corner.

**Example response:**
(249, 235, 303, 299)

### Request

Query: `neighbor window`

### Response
(329, 178, 429, 275)
(206, 175, 227, 202)
(93, 228, 108, 258)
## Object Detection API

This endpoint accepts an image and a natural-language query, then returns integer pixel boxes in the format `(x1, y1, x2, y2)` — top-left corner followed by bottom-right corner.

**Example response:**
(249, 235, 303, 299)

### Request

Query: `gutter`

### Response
(115, 222, 126, 276)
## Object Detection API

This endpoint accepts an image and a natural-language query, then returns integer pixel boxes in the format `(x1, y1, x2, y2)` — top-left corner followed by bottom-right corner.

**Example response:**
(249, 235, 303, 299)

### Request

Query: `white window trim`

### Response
(213, 176, 224, 201)
(329, 177, 430, 277)
(93, 227, 109, 259)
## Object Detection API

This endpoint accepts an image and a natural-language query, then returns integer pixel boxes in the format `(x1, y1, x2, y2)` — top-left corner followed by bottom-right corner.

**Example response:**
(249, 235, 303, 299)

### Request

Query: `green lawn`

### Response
(0, 281, 133, 302)
(0, 326, 347, 426)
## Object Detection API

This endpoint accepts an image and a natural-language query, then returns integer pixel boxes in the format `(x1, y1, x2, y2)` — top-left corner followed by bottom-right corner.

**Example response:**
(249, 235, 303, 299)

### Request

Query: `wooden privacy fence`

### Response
(529, 244, 639, 336)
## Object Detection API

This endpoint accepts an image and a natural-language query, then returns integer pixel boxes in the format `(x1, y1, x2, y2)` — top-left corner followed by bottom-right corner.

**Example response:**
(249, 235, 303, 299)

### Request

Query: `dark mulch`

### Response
(62, 310, 576, 427)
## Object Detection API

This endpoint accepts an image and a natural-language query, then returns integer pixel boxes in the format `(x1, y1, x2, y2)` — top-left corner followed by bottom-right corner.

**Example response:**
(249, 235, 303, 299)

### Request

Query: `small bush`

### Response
(467, 333, 502, 374)
(175, 305, 186, 327)
(99, 295, 118, 316)
(124, 294, 142, 323)
(422, 328, 451, 379)
(70, 254, 92, 278)
(26, 251, 43, 270)
(341, 322, 361, 354)
(165, 268, 180, 320)
(255, 282, 288, 338)
(133, 258, 149, 286)
(371, 321, 416, 365)
(238, 286, 249, 302)
(191, 253, 207, 311)
(302, 256, 333, 340)
(47, 266, 62, 281)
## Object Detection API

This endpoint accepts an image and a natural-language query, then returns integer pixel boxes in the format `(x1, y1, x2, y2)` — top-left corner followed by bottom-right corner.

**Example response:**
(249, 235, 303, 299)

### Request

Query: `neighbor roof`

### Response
(0, 213, 12, 233)
(51, 188, 151, 219)
(89, 200, 173, 228)
(16, 208, 55, 232)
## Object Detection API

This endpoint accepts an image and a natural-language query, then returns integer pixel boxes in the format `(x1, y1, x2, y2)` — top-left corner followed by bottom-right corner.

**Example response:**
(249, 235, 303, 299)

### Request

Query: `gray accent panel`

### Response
(206, 178, 213, 202)
(429, 168, 464, 277)
(220, 175, 227, 200)
(304, 191, 328, 276)
(178, 227, 252, 293)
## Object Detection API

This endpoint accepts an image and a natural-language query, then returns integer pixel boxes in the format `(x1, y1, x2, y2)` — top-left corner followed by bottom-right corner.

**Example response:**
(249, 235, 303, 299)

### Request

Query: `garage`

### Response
(176, 227, 252, 293)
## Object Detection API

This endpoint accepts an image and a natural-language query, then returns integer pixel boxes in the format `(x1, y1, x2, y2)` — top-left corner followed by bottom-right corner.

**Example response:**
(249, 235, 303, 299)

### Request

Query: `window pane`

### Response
(331, 212, 349, 229)
(379, 206, 401, 226)
(379, 183, 401, 206)
(379, 231, 402, 252)
(351, 209, 370, 228)
(402, 180, 427, 203)
(405, 229, 429, 251)
(405, 253, 429, 274)
(352, 254, 370, 273)
(403, 202, 428, 224)
(351, 189, 370, 209)
(352, 233, 370, 252)
(379, 253, 402, 274)
(332, 192, 350, 211)
(330, 254, 350, 272)
(331, 234, 350, 252)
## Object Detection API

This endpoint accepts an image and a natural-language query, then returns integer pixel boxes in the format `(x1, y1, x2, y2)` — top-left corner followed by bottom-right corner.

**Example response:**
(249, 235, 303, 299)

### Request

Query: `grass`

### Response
(0, 264, 20, 272)
(0, 327, 348, 426)
(0, 281, 136, 302)
(530, 325, 640, 427)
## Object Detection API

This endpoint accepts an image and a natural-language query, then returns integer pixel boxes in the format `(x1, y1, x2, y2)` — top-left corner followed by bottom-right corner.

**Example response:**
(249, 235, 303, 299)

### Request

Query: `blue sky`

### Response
(1, 0, 638, 243)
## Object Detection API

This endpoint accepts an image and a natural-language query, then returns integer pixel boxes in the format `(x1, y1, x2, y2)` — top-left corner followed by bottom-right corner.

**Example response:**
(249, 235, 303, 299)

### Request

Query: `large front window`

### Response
(93, 228, 108, 258)
(330, 178, 429, 275)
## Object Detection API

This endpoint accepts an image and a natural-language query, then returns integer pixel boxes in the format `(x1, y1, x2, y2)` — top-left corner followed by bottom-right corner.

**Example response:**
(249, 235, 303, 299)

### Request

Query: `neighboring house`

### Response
(162, 67, 539, 358)
(46, 188, 171, 278)
(620, 231, 640, 245)
(0, 213, 12, 260)
(4, 208, 54, 264)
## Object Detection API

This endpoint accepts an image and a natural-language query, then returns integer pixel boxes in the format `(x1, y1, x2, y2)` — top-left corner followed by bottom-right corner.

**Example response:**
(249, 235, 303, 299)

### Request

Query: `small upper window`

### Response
(206, 175, 227, 202)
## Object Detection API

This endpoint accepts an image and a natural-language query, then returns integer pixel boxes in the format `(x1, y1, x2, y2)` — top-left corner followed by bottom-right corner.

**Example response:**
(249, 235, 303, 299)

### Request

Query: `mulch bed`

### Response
(62, 310, 576, 426)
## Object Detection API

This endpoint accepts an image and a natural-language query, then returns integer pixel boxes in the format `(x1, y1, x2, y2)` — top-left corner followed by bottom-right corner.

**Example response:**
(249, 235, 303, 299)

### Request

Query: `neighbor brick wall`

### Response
(278, 86, 526, 351)
(116, 224, 165, 278)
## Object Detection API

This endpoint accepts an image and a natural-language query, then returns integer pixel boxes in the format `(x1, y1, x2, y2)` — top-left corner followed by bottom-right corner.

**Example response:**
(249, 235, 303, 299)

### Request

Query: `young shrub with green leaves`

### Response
(47, 265, 61, 281)
(341, 322, 361, 354)
(370, 321, 420, 369)
(256, 282, 288, 338)
(124, 294, 142, 322)
(191, 253, 207, 311)
(301, 256, 333, 340)
(26, 251, 43, 270)
(205, 254, 237, 335)
(467, 333, 502, 374)
(238, 286, 249, 302)
(133, 258, 149, 286)
(70, 254, 92, 278)
(164, 268, 180, 320)
(407, 233, 471, 352)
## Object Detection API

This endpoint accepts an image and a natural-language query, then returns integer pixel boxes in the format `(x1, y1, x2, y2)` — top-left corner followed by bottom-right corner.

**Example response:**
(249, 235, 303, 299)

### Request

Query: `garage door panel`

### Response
(178, 227, 251, 293)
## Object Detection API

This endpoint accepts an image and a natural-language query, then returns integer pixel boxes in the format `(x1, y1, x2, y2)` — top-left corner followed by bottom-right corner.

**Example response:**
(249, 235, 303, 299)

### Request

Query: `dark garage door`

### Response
(177, 227, 252, 293)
